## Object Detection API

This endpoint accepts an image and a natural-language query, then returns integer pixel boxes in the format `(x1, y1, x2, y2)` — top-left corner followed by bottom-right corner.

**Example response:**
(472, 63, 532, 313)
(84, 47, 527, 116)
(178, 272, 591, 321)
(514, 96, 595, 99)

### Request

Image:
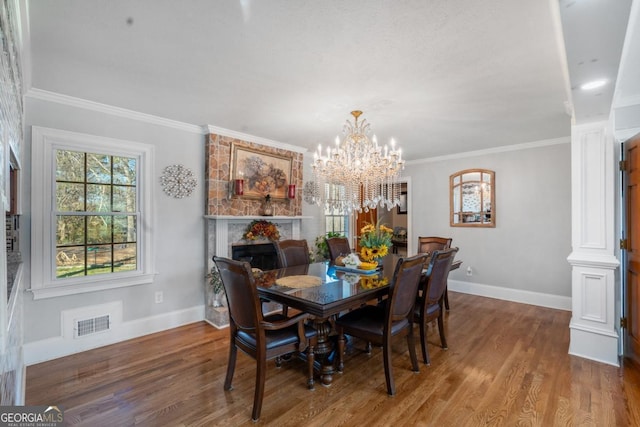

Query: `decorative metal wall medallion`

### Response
(160, 164, 197, 198)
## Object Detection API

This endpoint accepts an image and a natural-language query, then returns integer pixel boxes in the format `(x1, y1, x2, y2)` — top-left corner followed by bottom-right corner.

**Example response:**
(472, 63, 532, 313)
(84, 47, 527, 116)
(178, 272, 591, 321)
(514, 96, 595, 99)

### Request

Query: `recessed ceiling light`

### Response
(580, 79, 608, 90)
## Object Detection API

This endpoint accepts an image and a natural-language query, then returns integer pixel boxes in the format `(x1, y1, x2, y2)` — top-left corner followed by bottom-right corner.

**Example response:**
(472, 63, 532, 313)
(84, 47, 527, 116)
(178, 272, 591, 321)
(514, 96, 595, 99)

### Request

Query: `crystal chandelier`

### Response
(310, 110, 405, 213)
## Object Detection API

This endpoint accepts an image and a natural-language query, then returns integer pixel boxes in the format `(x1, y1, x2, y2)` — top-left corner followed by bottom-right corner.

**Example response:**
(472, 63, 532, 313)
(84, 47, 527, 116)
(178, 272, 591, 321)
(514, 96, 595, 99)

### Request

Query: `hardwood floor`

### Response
(26, 292, 640, 426)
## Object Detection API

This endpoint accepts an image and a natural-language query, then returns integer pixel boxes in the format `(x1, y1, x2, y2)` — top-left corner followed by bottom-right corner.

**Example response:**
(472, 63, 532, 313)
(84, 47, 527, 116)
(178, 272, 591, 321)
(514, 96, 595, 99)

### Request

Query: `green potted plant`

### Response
(206, 264, 225, 307)
(314, 231, 344, 261)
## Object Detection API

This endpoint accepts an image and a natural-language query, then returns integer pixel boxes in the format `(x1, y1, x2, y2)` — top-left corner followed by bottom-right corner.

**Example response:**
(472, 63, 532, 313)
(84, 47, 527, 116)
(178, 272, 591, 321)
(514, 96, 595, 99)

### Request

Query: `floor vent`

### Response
(75, 315, 111, 338)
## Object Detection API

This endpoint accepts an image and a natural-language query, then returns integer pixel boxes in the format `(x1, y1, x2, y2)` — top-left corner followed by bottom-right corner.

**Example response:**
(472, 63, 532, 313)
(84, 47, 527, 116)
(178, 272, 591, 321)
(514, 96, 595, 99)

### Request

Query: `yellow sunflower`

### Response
(360, 247, 374, 261)
(361, 224, 376, 234)
(376, 245, 389, 258)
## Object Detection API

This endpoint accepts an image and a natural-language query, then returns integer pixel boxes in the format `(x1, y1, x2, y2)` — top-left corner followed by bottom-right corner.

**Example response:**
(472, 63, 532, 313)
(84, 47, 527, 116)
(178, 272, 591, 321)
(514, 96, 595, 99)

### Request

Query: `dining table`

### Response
(255, 260, 391, 386)
(255, 255, 462, 386)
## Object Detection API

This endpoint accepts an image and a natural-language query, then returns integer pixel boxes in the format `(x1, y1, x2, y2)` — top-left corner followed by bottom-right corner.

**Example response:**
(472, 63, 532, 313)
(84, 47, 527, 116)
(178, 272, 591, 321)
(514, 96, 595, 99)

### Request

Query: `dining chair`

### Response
(335, 253, 428, 396)
(414, 247, 458, 365)
(213, 256, 318, 421)
(326, 237, 351, 263)
(275, 239, 310, 268)
(417, 236, 453, 309)
(273, 239, 310, 316)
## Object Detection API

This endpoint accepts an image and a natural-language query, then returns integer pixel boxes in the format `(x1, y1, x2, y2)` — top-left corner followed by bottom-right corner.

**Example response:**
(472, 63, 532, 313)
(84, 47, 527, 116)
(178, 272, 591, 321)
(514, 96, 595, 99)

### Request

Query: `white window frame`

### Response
(31, 127, 155, 299)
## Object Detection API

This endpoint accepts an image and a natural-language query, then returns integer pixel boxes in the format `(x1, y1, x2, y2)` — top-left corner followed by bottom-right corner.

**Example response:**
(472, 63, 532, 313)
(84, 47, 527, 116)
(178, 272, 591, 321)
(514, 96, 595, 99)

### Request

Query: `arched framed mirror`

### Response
(450, 169, 495, 227)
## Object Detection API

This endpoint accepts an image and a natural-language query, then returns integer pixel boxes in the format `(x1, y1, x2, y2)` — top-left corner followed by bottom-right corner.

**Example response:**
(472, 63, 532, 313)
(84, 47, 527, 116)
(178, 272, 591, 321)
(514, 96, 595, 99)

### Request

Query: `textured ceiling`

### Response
(25, 0, 636, 159)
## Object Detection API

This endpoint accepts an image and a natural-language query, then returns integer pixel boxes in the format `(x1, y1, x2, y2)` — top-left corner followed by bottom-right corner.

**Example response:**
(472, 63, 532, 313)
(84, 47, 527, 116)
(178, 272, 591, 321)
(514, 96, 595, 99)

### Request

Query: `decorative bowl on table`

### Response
(342, 253, 361, 269)
(358, 261, 378, 271)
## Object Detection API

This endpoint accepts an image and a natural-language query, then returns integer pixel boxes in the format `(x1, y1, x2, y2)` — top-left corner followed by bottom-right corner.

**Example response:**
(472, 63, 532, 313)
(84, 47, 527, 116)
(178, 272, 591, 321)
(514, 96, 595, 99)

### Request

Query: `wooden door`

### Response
(625, 133, 640, 365)
(355, 208, 377, 253)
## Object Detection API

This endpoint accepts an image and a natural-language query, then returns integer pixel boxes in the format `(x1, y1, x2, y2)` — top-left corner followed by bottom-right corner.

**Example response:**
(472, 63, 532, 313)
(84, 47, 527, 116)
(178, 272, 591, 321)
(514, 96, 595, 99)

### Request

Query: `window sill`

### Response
(29, 273, 156, 300)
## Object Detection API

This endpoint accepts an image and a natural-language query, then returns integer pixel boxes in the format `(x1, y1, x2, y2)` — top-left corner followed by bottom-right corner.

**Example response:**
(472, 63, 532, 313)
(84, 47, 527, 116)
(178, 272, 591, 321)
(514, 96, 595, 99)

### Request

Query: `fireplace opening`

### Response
(231, 242, 279, 271)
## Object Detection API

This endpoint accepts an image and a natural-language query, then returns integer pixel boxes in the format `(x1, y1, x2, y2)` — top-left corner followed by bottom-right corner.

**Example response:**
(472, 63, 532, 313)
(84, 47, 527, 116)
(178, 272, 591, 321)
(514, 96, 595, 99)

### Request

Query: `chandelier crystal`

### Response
(311, 110, 405, 213)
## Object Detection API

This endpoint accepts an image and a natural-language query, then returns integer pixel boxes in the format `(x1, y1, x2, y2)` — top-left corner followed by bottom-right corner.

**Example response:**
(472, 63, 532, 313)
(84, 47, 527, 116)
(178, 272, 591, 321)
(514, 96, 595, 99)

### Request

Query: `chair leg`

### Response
(224, 343, 237, 390)
(444, 287, 450, 310)
(252, 355, 266, 421)
(419, 318, 429, 365)
(275, 356, 282, 367)
(307, 344, 315, 390)
(366, 341, 373, 354)
(438, 311, 448, 350)
(407, 326, 420, 373)
(383, 337, 395, 396)
(337, 330, 345, 372)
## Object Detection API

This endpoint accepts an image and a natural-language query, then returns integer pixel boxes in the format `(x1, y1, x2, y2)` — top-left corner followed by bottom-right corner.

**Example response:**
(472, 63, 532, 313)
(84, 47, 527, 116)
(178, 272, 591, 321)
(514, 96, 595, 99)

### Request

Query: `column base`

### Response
(569, 322, 619, 366)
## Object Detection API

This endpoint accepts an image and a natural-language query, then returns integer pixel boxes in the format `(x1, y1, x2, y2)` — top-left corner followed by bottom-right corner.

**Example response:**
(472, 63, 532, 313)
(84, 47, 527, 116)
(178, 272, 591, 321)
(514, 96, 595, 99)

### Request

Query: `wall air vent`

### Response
(75, 315, 111, 338)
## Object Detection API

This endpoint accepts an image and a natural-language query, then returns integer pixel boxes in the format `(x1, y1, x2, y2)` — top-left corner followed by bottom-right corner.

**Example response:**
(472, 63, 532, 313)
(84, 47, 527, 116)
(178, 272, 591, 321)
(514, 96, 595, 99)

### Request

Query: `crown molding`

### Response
(614, 127, 640, 142)
(407, 136, 570, 165)
(25, 88, 308, 152)
(203, 124, 307, 154)
(26, 88, 205, 134)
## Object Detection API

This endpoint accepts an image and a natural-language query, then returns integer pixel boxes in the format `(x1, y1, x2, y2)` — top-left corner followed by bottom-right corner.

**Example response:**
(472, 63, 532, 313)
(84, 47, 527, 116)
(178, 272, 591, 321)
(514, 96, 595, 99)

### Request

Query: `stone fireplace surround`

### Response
(205, 215, 311, 327)
(204, 132, 310, 327)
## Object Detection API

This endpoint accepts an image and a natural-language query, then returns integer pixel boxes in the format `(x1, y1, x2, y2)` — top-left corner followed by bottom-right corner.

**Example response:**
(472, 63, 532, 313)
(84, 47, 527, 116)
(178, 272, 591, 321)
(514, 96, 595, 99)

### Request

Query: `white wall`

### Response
(405, 140, 572, 305)
(20, 94, 574, 362)
(23, 96, 206, 358)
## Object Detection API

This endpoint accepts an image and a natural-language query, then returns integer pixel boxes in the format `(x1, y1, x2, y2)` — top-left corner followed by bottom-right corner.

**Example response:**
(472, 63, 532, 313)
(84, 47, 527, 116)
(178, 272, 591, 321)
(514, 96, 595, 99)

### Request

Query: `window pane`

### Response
(56, 215, 85, 245)
(114, 215, 136, 243)
(56, 182, 85, 211)
(56, 150, 85, 182)
(113, 185, 136, 212)
(87, 215, 112, 244)
(53, 145, 141, 282)
(115, 243, 137, 272)
(86, 153, 111, 184)
(113, 156, 136, 185)
(56, 246, 86, 278)
(87, 244, 113, 275)
(86, 184, 111, 212)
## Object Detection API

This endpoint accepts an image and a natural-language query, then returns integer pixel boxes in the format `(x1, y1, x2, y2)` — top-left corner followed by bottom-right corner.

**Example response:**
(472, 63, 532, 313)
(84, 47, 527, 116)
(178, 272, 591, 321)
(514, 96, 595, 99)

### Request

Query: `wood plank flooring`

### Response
(26, 292, 640, 426)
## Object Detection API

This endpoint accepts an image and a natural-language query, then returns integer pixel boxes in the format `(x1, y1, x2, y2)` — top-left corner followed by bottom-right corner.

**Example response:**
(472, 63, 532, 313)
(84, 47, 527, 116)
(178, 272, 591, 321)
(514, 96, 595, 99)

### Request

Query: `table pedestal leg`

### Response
(312, 318, 335, 386)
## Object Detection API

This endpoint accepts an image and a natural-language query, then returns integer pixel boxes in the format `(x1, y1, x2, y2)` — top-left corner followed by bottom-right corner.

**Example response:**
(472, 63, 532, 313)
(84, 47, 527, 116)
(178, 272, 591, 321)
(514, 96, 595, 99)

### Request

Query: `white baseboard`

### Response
(24, 283, 571, 365)
(448, 279, 572, 311)
(24, 305, 205, 366)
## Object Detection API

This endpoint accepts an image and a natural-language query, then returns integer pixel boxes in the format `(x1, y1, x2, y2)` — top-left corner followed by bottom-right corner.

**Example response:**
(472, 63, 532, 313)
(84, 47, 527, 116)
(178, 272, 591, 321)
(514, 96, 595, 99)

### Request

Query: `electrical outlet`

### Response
(466, 266, 472, 276)
(155, 291, 163, 304)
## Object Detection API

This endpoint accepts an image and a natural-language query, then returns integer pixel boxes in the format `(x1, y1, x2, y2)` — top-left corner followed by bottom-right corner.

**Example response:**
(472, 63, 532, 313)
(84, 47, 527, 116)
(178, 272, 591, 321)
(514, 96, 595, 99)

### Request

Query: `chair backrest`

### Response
(213, 256, 263, 331)
(386, 254, 429, 323)
(422, 247, 459, 307)
(417, 236, 452, 255)
(326, 237, 351, 262)
(275, 239, 310, 268)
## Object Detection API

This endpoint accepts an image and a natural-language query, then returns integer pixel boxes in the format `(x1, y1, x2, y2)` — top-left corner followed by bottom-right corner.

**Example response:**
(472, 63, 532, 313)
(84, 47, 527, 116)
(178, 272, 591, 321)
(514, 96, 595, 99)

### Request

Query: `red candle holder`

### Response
(288, 184, 296, 199)
(235, 179, 244, 196)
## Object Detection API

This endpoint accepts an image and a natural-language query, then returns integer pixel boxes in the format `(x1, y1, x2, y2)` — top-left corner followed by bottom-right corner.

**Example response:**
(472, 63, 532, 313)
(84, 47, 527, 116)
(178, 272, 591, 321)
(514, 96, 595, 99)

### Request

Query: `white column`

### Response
(567, 121, 620, 366)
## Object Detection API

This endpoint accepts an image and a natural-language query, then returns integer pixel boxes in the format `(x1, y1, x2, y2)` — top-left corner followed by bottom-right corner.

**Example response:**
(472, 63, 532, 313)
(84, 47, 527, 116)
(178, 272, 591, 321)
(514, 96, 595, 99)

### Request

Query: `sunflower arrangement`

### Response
(359, 221, 393, 262)
(243, 220, 280, 241)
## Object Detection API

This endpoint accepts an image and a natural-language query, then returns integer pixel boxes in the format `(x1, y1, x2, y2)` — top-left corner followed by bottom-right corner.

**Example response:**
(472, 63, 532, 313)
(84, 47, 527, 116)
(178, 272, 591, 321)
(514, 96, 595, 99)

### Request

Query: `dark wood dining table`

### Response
(256, 261, 393, 386)
(256, 256, 462, 386)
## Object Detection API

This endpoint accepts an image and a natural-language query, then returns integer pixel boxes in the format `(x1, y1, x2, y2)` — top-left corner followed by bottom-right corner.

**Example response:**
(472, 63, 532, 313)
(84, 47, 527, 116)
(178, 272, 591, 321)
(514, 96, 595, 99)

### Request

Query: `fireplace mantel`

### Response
(205, 215, 312, 260)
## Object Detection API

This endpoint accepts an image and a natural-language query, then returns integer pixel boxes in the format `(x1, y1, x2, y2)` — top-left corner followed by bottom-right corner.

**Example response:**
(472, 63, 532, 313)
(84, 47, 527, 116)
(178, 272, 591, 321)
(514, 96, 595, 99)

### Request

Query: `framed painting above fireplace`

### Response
(230, 143, 293, 200)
